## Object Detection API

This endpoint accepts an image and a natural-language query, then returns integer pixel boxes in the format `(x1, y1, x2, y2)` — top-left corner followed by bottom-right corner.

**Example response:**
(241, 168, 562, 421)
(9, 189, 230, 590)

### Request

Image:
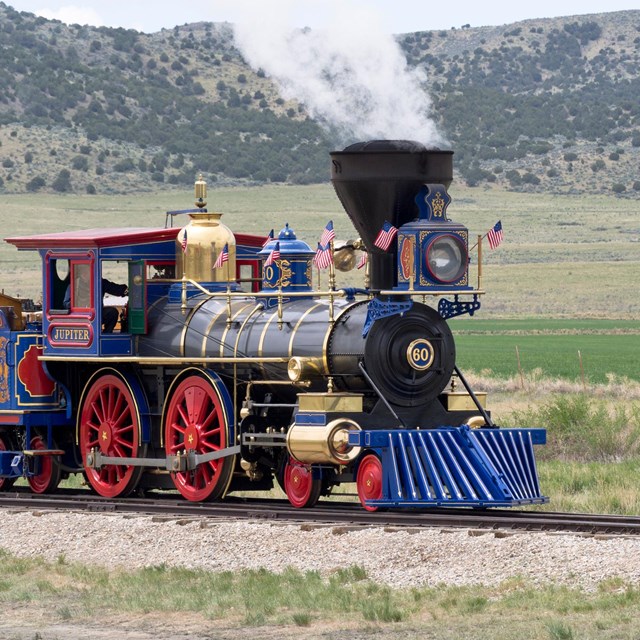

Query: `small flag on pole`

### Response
(264, 241, 280, 267)
(313, 242, 333, 269)
(487, 220, 503, 250)
(356, 252, 368, 269)
(262, 229, 274, 247)
(213, 243, 229, 269)
(373, 221, 398, 251)
(319, 220, 335, 247)
(180, 228, 188, 253)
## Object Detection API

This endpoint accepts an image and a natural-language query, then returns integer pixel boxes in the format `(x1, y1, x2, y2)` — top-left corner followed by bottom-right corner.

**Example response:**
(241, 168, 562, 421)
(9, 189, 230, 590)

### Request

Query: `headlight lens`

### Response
(425, 234, 466, 283)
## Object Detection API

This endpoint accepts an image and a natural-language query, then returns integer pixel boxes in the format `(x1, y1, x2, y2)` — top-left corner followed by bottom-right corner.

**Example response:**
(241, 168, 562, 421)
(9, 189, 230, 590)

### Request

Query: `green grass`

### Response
(2, 185, 639, 320)
(451, 318, 640, 383)
(3, 550, 640, 638)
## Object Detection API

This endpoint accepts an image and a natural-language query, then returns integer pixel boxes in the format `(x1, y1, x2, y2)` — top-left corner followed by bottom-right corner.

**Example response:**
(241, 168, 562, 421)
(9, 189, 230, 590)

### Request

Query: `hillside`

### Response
(0, 3, 639, 196)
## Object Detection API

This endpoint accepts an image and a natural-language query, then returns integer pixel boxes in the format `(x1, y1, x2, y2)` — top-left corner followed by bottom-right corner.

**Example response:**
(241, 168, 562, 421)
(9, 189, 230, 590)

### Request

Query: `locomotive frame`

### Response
(0, 140, 547, 510)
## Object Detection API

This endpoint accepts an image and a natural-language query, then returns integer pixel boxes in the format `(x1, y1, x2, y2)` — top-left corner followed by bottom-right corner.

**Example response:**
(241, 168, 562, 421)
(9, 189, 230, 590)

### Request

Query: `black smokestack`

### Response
(330, 140, 453, 291)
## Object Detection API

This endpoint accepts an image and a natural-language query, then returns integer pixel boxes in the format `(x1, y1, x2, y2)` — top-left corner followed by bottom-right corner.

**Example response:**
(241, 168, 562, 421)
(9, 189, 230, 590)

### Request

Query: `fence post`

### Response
(515, 345, 524, 389)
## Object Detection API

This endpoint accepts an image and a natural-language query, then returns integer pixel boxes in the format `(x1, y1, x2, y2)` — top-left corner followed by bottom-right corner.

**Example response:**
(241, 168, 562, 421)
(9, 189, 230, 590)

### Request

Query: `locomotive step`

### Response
(22, 449, 66, 457)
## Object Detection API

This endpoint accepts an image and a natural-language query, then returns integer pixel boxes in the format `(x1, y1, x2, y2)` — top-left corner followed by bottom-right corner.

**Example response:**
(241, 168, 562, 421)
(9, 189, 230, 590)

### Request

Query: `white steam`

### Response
(232, 2, 444, 146)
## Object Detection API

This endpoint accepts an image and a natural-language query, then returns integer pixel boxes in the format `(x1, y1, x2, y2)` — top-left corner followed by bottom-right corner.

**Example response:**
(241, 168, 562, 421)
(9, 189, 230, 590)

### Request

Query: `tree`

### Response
(26, 176, 45, 191)
(52, 169, 72, 192)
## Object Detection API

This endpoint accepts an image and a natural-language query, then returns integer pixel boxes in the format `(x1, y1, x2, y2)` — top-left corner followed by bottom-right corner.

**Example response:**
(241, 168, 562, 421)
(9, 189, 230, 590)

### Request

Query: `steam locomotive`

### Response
(0, 140, 546, 509)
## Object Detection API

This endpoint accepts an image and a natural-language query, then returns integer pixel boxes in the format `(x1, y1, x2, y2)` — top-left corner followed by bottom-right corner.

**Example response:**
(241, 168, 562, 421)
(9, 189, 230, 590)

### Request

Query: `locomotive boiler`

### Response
(0, 140, 547, 510)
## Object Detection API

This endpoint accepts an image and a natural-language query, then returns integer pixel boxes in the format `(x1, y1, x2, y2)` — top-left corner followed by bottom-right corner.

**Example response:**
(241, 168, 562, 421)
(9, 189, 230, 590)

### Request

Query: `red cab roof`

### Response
(6, 228, 266, 250)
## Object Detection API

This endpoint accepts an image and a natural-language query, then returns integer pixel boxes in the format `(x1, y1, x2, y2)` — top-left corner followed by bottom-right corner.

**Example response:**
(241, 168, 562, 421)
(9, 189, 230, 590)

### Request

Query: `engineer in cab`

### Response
(63, 267, 128, 333)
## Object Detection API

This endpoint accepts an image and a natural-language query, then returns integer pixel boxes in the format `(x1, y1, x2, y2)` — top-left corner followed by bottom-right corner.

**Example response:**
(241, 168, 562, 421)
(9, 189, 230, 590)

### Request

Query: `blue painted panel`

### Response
(354, 425, 547, 508)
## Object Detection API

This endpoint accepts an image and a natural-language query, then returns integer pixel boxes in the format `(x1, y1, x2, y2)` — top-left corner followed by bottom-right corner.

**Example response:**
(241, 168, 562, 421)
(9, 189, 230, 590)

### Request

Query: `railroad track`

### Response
(1, 489, 639, 536)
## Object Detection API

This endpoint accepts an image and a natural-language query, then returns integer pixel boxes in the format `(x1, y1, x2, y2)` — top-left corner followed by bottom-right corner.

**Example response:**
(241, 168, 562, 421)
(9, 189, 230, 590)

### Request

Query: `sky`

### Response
(6, 0, 639, 34)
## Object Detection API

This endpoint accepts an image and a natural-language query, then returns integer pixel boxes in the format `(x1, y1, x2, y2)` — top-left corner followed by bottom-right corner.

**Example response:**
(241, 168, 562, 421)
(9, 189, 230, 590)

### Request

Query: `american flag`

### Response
(180, 228, 188, 253)
(313, 242, 333, 269)
(487, 220, 503, 250)
(262, 229, 274, 248)
(264, 241, 280, 267)
(356, 252, 368, 269)
(213, 243, 229, 269)
(373, 221, 398, 251)
(319, 220, 335, 247)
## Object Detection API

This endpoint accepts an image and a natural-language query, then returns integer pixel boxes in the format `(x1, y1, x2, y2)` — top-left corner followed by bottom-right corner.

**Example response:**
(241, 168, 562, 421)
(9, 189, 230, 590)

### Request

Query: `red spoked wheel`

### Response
(356, 454, 383, 512)
(283, 457, 322, 508)
(164, 374, 232, 502)
(0, 433, 16, 491)
(79, 372, 143, 498)
(27, 435, 62, 494)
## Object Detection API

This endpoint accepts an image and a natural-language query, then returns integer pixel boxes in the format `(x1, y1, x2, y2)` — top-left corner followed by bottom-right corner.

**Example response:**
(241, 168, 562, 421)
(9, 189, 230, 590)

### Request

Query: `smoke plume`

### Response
(232, 2, 444, 146)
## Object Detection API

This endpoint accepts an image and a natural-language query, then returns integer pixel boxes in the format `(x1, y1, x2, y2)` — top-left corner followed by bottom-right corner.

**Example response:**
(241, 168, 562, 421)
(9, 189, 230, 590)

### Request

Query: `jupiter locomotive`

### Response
(0, 140, 546, 510)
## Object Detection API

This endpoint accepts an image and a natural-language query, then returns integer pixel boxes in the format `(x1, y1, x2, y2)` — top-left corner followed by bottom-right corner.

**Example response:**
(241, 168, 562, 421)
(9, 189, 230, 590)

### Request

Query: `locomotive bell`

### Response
(333, 239, 364, 272)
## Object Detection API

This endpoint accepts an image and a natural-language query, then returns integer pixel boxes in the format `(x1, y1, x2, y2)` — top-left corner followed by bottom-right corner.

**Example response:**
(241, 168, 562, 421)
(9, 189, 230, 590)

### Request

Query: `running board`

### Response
(349, 426, 547, 508)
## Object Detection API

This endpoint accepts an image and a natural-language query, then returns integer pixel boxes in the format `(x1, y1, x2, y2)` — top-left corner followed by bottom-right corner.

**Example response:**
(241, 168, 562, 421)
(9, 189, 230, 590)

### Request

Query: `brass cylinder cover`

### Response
(288, 356, 326, 382)
(176, 212, 236, 282)
(286, 418, 361, 465)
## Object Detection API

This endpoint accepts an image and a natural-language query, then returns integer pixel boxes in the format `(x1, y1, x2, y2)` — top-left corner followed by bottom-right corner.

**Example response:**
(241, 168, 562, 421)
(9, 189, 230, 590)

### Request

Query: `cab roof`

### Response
(6, 228, 265, 250)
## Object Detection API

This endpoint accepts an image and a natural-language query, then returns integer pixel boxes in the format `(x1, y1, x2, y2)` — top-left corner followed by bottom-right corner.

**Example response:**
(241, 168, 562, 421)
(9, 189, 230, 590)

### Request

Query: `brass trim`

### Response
(321, 301, 356, 375)
(287, 418, 361, 465)
(406, 338, 435, 371)
(466, 415, 487, 429)
(42, 356, 289, 364)
(288, 302, 323, 358)
(257, 308, 280, 378)
(219, 302, 255, 358)
(445, 391, 487, 411)
(379, 289, 485, 296)
(180, 297, 210, 357)
(298, 392, 363, 413)
(233, 303, 263, 424)
(200, 302, 233, 358)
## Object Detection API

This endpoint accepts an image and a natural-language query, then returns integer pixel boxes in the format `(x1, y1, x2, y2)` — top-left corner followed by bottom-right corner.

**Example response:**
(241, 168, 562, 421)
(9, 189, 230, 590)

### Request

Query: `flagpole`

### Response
(328, 238, 335, 324)
(277, 255, 283, 331)
(469, 231, 489, 253)
(225, 256, 232, 328)
(477, 234, 483, 291)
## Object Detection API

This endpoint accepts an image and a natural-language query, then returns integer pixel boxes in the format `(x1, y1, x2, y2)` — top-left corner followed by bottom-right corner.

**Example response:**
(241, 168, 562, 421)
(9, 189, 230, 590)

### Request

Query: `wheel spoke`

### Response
(164, 375, 230, 502)
(90, 399, 105, 425)
(80, 373, 141, 498)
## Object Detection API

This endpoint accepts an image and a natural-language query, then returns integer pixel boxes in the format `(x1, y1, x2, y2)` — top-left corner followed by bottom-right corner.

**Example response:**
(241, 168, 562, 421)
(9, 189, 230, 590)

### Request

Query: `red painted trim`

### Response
(8, 228, 266, 250)
(7, 228, 178, 250)
(0, 415, 20, 424)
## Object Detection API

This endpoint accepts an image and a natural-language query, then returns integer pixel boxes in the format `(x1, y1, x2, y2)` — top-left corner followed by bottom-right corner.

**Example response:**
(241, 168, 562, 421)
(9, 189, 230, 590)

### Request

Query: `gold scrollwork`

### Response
(0, 337, 9, 403)
(432, 192, 446, 218)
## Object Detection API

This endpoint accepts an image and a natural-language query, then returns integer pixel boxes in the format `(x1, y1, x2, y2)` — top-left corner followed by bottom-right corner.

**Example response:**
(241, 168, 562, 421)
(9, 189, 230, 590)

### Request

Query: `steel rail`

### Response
(1, 490, 640, 536)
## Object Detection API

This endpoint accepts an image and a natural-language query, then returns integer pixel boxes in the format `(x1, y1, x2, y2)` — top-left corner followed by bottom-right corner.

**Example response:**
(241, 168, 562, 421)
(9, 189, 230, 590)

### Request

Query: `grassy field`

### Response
(451, 318, 640, 383)
(2, 550, 640, 640)
(1, 183, 639, 317)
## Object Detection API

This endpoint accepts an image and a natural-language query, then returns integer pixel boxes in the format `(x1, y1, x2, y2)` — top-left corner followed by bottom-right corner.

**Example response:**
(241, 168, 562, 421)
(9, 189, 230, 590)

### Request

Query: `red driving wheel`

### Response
(356, 454, 383, 512)
(283, 457, 321, 508)
(164, 374, 232, 502)
(79, 372, 142, 498)
(27, 435, 62, 494)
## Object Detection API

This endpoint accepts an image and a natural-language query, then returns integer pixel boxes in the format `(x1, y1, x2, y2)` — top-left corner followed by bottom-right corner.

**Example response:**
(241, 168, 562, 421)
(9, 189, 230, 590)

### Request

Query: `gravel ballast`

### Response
(1, 510, 639, 590)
